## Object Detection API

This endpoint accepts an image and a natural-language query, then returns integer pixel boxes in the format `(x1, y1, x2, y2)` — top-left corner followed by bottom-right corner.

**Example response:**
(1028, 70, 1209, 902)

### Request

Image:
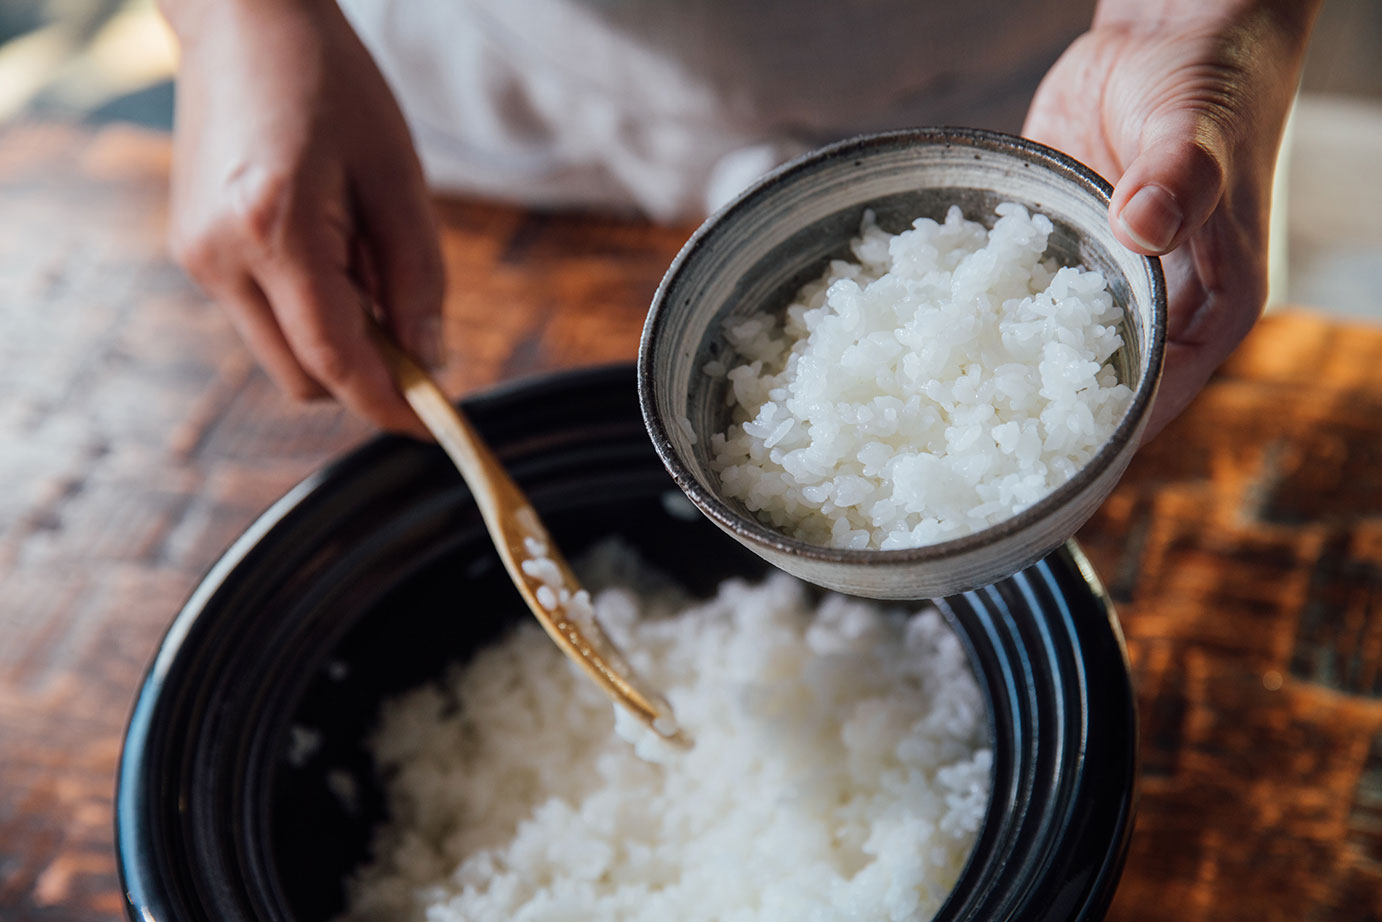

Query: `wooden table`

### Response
(1, 123, 1379, 922)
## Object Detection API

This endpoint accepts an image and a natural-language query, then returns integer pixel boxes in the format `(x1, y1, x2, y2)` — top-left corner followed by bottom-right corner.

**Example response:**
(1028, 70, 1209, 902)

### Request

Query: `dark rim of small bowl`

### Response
(638, 126, 1167, 567)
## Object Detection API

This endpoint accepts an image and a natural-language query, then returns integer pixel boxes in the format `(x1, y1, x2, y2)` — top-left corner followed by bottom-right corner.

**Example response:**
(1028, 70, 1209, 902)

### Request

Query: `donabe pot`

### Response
(116, 365, 1137, 922)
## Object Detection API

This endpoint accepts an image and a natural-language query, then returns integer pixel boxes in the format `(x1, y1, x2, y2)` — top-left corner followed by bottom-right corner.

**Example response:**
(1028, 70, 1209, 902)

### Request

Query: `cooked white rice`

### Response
(341, 571, 991, 922)
(708, 203, 1132, 550)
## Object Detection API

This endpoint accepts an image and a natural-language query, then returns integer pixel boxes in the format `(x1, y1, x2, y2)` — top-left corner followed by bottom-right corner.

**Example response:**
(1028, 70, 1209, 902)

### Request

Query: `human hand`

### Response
(1024, 0, 1319, 438)
(161, 0, 443, 435)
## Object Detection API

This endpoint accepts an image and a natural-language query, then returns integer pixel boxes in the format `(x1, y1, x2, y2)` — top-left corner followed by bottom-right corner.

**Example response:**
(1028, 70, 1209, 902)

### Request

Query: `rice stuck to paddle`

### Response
(341, 570, 990, 922)
(709, 203, 1133, 550)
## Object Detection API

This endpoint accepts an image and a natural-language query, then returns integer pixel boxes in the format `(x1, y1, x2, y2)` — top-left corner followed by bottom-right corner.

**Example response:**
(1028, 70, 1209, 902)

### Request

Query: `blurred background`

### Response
(1, 8, 1380, 921)
(0, 0, 1378, 318)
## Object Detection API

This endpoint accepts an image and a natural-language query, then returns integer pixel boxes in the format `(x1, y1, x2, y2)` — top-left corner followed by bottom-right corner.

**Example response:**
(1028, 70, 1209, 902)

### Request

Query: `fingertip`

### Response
(353, 169, 447, 368)
(260, 269, 428, 436)
(277, 371, 331, 402)
(349, 349, 432, 436)
(1111, 133, 1225, 257)
(383, 412, 434, 443)
(353, 374, 433, 440)
(220, 276, 332, 402)
(382, 263, 446, 369)
(400, 313, 445, 370)
(1113, 183, 1183, 255)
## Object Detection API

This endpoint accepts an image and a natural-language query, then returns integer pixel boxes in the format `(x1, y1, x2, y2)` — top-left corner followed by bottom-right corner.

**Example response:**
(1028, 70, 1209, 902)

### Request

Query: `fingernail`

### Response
(1118, 185, 1182, 253)
(406, 316, 445, 370)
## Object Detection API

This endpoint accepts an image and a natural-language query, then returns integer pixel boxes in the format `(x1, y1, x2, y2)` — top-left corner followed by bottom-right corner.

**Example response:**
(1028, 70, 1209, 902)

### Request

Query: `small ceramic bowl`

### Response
(638, 127, 1166, 600)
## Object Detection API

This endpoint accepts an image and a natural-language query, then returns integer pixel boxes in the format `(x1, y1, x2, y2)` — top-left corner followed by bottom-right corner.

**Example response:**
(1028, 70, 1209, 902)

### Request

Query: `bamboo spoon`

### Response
(369, 323, 684, 744)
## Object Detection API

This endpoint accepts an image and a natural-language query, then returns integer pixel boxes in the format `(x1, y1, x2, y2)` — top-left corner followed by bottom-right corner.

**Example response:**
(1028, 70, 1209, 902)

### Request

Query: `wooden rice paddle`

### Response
(368, 321, 684, 744)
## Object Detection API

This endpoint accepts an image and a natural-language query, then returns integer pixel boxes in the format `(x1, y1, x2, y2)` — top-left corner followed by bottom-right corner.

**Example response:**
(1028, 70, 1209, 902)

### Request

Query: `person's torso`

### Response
(341, 0, 1096, 218)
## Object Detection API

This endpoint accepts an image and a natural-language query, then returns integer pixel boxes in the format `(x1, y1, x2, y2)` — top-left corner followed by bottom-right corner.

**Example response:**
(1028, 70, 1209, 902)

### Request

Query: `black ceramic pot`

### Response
(116, 365, 1137, 922)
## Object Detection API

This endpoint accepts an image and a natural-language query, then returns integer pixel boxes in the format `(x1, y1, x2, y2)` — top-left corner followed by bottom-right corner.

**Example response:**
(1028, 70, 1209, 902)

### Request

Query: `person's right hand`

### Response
(161, 0, 443, 435)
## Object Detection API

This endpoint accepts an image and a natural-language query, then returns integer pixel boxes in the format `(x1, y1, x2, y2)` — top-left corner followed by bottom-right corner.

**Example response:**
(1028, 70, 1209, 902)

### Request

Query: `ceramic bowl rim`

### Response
(638, 126, 1166, 567)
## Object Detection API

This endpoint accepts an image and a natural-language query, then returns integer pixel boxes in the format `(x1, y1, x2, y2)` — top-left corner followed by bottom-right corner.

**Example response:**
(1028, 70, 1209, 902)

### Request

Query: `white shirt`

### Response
(339, 0, 1095, 221)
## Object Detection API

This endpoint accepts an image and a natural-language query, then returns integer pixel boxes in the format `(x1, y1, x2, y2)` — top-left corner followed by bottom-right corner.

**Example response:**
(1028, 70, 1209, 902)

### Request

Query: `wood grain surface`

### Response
(1, 123, 1379, 922)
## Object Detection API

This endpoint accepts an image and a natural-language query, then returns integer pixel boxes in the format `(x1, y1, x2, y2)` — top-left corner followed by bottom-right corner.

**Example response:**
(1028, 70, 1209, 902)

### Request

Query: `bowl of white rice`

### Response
(639, 128, 1165, 599)
(116, 367, 1137, 922)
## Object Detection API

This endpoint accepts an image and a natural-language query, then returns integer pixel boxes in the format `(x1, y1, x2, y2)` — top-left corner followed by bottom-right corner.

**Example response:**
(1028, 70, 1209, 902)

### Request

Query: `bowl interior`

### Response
(641, 128, 1164, 565)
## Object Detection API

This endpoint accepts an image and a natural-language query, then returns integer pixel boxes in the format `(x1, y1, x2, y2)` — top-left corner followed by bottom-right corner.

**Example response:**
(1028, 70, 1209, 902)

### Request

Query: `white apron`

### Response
(338, 0, 1095, 220)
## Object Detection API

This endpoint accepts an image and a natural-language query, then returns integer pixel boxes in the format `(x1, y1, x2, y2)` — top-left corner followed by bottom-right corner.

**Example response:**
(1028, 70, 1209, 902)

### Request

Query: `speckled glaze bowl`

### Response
(638, 128, 1166, 600)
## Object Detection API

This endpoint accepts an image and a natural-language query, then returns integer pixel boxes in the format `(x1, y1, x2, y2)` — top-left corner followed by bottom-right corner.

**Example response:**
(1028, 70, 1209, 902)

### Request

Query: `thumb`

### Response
(1108, 110, 1228, 256)
(354, 170, 446, 369)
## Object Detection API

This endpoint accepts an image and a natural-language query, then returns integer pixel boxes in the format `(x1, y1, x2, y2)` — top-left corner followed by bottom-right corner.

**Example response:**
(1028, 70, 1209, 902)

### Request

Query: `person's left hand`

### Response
(1024, 0, 1319, 438)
